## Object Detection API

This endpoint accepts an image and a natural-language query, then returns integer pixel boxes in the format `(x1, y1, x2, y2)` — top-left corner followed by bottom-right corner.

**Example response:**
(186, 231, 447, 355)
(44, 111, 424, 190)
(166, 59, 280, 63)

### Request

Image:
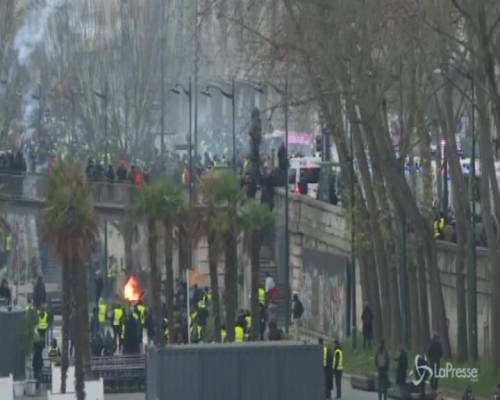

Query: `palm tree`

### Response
(198, 170, 225, 342)
(45, 159, 97, 399)
(241, 200, 274, 341)
(135, 182, 167, 347)
(157, 181, 184, 344)
(211, 170, 243, 342)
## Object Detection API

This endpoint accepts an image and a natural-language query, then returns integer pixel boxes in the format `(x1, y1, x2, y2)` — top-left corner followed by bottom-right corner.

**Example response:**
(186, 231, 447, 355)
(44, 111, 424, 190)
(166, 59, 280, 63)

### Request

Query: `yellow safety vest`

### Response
(334, 348, 344, 370)
(38, 312, 48, 330)
(434, 217, 445, 238)
(164, 327, 169, 341)
(98, 303, 107, 323)
(137, 305, 145, 325)
(245, 315, 252, 330)
(323, 346, 328, 367)
(235, 326, 244, 343)
(258, 288, 266, 305)
(221, 329, 227, 343)
(113, 308, 123, 326)
(5, 235, 12, 251)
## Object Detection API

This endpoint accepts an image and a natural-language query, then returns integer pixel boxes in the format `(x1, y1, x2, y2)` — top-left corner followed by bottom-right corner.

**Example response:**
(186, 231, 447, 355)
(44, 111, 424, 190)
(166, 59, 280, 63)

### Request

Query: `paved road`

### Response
(19, 393, 145, 400)
(19, 376, 377, 400)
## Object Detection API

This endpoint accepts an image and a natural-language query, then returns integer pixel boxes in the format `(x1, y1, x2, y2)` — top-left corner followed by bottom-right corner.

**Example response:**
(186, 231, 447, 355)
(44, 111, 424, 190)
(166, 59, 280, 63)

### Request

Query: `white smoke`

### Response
(14, 0, 66, 149)
(14, 0, 66, 67)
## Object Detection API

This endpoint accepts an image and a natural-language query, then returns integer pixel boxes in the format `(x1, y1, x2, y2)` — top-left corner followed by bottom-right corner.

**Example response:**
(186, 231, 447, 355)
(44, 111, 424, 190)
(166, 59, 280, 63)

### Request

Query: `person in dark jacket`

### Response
(0, 278, 11, 305)
(395, 348, 408, 399)
(319, 338, 333, 399)
(427, 333, 443, 391)
(94, 271, 103, 306)
(361, 302, 373, 350)
(32, 337, 44, 388)
(33, 276, 46, 309)
(90, 307, 101, 338)
(91, 332, 104, 356)
(123, 313, 141, 354)
(292, 294, 304, 340)
(145, 308, 155, 345)
(375, 340, 390, 400)
(268, 321, 283, 341)
(105, 165, 115, 182)
(116, 163, 127, 182)
(103, 330, 117, 356)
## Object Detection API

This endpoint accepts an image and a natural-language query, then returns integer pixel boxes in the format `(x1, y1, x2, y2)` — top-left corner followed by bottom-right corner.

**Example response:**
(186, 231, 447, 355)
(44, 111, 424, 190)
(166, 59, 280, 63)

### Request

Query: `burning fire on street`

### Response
(123, 275, 142, 303)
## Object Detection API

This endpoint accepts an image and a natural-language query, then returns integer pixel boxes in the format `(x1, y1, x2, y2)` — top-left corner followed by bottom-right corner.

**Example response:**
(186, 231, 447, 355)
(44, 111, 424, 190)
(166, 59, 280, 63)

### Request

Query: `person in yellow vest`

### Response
(37, 307, 49, 344)
(244, 312, 252, 340)
(433, 212, 445, 239)
(221, 325, 227, 343)
(234, 323, 245, 343)
(319, 338, 333, 399)
(112, 304, 124, 350)
(333, 340, 344, 399)
(258, 287, 266, 306)
(137, 302, 146, 326)
(98, 299, 108, 327)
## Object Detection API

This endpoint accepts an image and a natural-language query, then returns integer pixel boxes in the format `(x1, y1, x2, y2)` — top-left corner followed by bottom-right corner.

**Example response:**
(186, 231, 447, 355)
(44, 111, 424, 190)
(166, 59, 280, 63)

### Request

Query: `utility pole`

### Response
(231, 78, 236, 171)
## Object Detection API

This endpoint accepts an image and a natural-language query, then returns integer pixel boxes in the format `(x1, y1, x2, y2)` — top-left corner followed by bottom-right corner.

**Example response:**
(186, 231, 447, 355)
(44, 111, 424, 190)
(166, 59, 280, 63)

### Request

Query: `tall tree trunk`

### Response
(148, 218, 163, 347)
(123, 218, 134, 274)
(408, 236, 422, 353)
(250, 231, 261, 341)
(224, 228, 237, 342)
(78, 262, 91, 375)
(178, 224, 189, 277)
(350, 115, 392, 343)
(60, 251, 71, 394)
(438, 77, 469, 361)
(208, 234, 221, 342)
(71, 249, 85, 400)
(476, 82, 500, 370)
(416, 239, 431, 349)
(164, 222, 175, 344)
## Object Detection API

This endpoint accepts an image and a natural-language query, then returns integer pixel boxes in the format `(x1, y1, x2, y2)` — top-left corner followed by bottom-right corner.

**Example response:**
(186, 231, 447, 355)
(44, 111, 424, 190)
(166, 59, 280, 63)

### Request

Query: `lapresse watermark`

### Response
(411, 355, 479, 386)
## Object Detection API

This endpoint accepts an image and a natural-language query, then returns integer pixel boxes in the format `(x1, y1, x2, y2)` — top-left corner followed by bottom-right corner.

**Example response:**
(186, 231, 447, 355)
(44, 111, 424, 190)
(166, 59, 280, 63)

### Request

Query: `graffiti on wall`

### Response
(300, 249, 347, 339)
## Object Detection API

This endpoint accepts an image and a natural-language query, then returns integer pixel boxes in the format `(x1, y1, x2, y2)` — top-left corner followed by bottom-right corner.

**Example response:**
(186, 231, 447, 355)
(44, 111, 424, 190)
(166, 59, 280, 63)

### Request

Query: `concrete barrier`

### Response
(350, 374, 376, 391)
(51, 366, 75, 394)
(0, 374, 13, 400)
(47, 378, 104, 400)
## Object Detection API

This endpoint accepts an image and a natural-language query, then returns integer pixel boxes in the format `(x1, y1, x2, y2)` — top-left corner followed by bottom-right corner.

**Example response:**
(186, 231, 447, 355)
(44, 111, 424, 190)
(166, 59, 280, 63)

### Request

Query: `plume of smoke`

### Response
(14, 0, 67, 66)
(14, 0, 66, 148)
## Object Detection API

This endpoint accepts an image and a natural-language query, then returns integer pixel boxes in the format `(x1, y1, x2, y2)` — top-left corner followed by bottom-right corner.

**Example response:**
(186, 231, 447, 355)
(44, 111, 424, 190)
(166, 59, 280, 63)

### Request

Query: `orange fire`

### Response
(123, 275, 142, 303)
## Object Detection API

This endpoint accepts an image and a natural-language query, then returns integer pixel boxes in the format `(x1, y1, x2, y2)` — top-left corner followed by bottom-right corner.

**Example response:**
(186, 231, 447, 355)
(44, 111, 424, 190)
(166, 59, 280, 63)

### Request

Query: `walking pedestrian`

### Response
(361, 302, 373, 350)
(33, 276, 46, 309)
(32, 336, 44, 389)
(90, 307, 101, 338)
(319, 338, 333, 399)
(37, 307, 49, 344)
(491, 384, 500, 400)
(462, 385, 475, 400)
(94, 271, 103, 306)
(427, 333, 443, 391)
(292, 294, 304, 340)
(103, 330, 117, 356)
(395, 348, 408, 400)
(375, 340, 390, 400)
(0, 278, 11, 305)
(333, 340, 344, 399)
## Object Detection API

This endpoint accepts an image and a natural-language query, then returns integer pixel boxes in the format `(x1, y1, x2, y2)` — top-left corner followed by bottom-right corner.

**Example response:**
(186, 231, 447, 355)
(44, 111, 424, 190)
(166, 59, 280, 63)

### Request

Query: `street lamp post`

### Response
(171, 80, 193, 200)
(172, 80, 193, 272)
(94, 81, 109, 292)
(202, 80, 237, 172)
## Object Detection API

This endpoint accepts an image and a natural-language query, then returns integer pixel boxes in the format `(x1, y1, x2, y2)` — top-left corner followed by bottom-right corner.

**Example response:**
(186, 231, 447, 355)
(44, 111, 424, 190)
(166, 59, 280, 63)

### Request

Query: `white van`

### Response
(288, 157, 321, 198)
